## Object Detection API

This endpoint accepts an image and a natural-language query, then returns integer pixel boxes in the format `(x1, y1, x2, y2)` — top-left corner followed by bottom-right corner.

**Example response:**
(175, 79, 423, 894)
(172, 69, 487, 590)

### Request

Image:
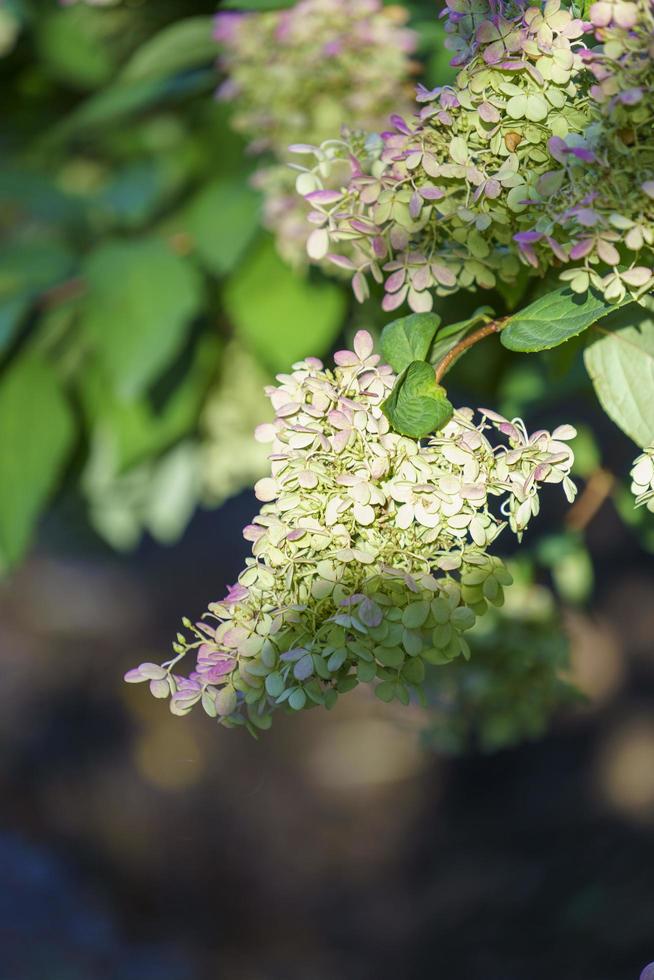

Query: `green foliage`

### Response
(182, 179, 260, 277)
(0, 355, 74, 567)
(119, 17, 217, 83)
(223, 238, 346, 371)
(501, 286, 632, 353)
(81, 238, 203, 399)
(382, 361, 453, 438)
(584, 301, 654, 448)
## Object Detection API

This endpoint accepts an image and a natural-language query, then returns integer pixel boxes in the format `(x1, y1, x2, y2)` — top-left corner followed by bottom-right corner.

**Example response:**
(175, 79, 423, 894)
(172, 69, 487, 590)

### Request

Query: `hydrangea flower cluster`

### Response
(522, 0, 654, 300)
(214, 0, 417, 264)
(125, 331, 577, 732)
(294, 0, 654, 308)
(630, 444, 654, 512)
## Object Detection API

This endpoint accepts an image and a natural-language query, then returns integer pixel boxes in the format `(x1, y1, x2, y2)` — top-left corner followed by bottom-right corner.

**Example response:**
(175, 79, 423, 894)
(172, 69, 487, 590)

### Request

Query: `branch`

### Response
(434, 317, 509, 385)
(565, 467, 615, 531)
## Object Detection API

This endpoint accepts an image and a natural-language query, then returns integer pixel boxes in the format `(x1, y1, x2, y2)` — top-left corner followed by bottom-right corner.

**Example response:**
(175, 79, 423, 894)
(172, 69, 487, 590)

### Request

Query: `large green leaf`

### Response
(0, 354, 74, 568)
(0, 241, 76, 355)
(182, 179, 260, 277)
(380, 312, 440, 373)
(223, 238, 346, 371)
(120, 17, 216, 83)
(81, 238, 202, 400)
(55, 71, 214, 136)
(382, 361, 454, 438)
(501, 286, 633, 352)
(584, 303, 654, 448)
(36, 6, 115, 90)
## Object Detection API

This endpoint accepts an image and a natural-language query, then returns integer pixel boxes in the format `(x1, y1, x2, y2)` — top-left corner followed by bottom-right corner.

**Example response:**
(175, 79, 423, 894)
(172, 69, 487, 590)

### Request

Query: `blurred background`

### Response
(1, 0, 654, 977)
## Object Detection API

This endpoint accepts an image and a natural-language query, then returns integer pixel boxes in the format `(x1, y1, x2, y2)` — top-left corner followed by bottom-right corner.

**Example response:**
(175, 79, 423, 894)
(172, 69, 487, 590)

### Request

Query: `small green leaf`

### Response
(583, 301, 654, 447)
(382, 361, 454, 438)
(81, 238, 202, 399)
(501, 286, 633, 352)
(0, 354, 74, 568)
(380, 312, 440, 373)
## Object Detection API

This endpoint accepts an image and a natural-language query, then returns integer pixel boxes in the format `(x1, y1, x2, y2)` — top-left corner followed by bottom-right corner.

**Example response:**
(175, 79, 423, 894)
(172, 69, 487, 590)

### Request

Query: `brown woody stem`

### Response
(434, 317, 509, 385)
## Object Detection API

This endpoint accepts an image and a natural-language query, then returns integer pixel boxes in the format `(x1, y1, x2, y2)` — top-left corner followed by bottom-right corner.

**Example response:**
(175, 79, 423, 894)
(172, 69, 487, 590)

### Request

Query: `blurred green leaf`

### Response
(0, 354, 74, 568)
(221, 0, 295, 9)
(0, 242, 76, 354)
(223, 238, 346, 371)
(36, 6, 116, 90)
(584, 302, 654, 448)
(382, 360, 453, 438)
(56, 71, 215, 136)
(120, 17, 216, 83)
(80, 334, 218, 472)
(380, 312, 440, 373)
(81, 238, 202, 399)
(182, 178, 260, 277)
(502, 286, 632, 352)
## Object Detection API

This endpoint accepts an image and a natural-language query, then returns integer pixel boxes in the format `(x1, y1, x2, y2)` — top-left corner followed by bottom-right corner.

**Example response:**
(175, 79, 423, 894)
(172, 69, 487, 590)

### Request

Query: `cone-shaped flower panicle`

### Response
(294, 0, 654, 306)
(215, 0, 418, 264)
(125, 331, 577, 733)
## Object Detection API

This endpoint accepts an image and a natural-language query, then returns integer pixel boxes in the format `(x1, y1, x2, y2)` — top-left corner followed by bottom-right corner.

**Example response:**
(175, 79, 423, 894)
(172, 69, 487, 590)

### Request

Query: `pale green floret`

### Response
(631, 444, 654, 513)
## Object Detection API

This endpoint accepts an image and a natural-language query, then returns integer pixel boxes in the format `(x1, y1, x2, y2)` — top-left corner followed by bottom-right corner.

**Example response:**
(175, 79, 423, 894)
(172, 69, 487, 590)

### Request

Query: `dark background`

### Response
(2, 480, 654, 980)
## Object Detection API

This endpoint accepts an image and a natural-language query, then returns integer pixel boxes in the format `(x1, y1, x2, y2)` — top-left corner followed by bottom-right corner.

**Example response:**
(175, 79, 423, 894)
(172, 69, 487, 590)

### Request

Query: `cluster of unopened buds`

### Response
(293, 0, 654, 308)
(214, 0, 417, 265)
(631, 444, 654, 512)
(126, 331, 577, 733)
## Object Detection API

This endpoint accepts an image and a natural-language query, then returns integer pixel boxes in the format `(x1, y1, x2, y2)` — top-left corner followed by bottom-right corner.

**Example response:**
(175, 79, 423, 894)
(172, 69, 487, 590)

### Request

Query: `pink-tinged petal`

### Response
(621, 267, 652, 287)
(419, 185, 445, 200)
(327, 253, 356, 271)
(569, 238, 594, 260)
(224, 583, 249, 603)
(372, 236, 387, 259)
(597, 240, 620, 266)
(254, 423, 276, 443)
(350, 218, 378, 235)
(576, 209, 599, 228)
(484, 179, 502, 199)
(352, 271, 369, 304)
(222, 626, 249, 648)
(411, 264, 431, 292)
(385, 268, 406, 293)
(305, 189, 344, 205)
(333, 344, 359, 365)
(288, 143, 319, 154)
(307, 228, 329, 260)
(431, 263, 456, 287)
(328, 409, 352, 429)
(409, 191, 422, 219)
(358, 597, 383, 627)
(552, 424, 577, 440)
(479, 101, 501, 123)
(390, 114, 412, 135)
(546, 237, 569, 262)
(547, 136, 568, 163)
(331, 429, 351, 453)
(254, 477, 278, 502)
(242, 523, 265, 542)
(354, 330, 374, 361)
(382, 285, 409, 311)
